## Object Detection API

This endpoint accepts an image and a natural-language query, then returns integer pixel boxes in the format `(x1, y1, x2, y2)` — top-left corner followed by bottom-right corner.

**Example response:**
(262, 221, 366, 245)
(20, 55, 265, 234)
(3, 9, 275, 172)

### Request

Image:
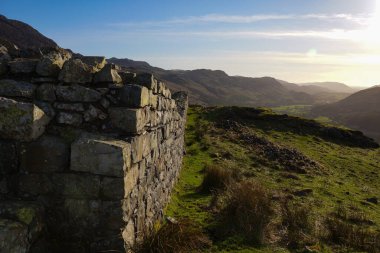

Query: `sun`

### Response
(362, 0, 380, 45)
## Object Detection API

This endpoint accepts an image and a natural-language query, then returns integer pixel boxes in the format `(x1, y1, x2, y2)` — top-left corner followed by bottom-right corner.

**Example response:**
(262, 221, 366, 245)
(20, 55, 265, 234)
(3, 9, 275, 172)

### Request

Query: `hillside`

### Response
(109, 58, 317, 107)
(163, 106, 380, 253)
(299, 82, 361, 94)
(311, 86, 380, 141)
(0, 15, 57, 51)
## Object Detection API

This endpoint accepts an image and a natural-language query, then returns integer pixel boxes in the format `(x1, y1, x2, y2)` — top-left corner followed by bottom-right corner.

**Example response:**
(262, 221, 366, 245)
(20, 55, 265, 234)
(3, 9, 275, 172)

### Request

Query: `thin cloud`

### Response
(109, 13, 370, 27)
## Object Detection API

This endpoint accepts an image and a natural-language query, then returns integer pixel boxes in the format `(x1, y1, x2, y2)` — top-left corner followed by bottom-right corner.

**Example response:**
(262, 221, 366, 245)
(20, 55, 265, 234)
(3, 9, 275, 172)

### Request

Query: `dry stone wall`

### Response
(0, 46, 188, 253)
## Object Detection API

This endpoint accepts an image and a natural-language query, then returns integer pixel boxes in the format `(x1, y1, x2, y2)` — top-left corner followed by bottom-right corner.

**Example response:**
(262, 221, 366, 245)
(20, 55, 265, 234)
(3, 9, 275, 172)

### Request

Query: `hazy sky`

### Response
(2, 0, 380, 86)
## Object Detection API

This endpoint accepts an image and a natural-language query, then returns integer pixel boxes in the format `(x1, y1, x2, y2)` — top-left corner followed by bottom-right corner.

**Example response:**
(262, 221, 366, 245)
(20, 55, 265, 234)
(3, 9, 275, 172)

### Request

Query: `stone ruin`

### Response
(0, 45, 188, 252)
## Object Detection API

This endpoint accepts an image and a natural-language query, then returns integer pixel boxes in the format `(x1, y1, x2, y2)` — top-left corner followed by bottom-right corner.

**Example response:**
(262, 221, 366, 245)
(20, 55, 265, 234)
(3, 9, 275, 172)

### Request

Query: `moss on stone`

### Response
(16, 207, 36, 225)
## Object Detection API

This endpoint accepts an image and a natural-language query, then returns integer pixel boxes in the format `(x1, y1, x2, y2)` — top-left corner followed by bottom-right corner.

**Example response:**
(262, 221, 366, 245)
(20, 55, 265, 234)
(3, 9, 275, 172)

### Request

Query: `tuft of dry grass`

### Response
(200, 164, 234, 193)
(324, 205, 380, 253)
(133, 219, 212, 253)
(280, 200, 315, 249)
(217, 180, 274, 245)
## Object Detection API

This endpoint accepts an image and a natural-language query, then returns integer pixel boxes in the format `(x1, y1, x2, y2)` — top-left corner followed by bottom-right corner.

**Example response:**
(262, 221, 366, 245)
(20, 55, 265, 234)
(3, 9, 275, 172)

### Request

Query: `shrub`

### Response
(134, 219, 211, 253)
(200, 164, 233, 193)
(217, 180, 273, 245)
(281, 201, 315, 249)
(324, 206, 380, 252)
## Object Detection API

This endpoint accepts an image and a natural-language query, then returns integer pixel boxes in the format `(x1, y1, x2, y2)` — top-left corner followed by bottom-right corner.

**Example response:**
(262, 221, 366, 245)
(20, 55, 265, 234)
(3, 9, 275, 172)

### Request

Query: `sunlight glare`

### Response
(363, 0, 380, 45)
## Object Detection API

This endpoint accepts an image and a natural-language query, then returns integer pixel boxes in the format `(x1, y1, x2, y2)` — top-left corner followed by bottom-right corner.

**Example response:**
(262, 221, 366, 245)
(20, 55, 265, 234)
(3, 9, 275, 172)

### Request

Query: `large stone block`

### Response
(56, 84, 101, 102)
(71, 134, 131, 177)
(58, 59, 93, 84)
(58, 174, 101, 198)
(0, 219, 29, 253)
(124, 163, 139, 197)
(0, 98, 50, 141)
(109, 108, 147, 134)
(36, 83, 56, 102)
(9, 58, 38, 75)
(94, 64, 122, 84)
(20, 135, 69, 173)
(0, 140, 18, 175)
(36, 52, 65, 77)
(136, 73, 157, 90)
(80, 56, 106, 71)
(0, 79, 36, 98)
(118, 84, 149, 108)
(56, 112, 83, 126)
(101, 177, 124, 200)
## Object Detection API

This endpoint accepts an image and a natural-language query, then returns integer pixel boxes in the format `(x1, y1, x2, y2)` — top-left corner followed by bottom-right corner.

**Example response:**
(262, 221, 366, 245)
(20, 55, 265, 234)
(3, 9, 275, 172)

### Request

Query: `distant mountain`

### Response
(311, 86, 380, 141)
(299, 82, 361, 94)
(109, 58, 317, 107)
(0, 15, 57, 51)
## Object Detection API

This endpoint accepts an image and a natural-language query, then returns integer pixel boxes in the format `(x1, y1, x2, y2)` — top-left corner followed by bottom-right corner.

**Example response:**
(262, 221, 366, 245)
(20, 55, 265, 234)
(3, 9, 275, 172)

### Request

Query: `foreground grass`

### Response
(165, 106, 380, 252)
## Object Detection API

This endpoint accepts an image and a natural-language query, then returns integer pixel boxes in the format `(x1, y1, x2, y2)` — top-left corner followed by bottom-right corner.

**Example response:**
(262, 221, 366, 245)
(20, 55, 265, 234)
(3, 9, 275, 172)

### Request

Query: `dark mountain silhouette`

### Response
(0, 15, 57, 50)
(311, 86, 380, 141)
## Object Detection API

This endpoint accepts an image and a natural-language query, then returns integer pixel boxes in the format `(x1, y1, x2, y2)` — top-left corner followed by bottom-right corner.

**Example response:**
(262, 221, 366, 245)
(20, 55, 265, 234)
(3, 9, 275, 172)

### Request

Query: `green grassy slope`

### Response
(166, 106, 380, 253)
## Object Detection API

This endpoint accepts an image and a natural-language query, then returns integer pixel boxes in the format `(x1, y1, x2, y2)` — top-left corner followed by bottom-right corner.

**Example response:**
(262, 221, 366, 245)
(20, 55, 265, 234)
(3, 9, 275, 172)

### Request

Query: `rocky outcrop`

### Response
(0, 46, 188, 252)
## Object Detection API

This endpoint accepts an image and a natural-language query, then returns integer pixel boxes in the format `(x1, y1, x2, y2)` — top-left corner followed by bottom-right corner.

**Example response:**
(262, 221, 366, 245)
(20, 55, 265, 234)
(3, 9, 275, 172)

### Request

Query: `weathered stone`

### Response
(0, 201, 45, 244)
(0, 219, 29, 253)
(109, 108, 147, 134)
(9, 58, 39, 75)
(34, 101, 56, 118)
(149, 90, 158, 109)
(101, 177, 124, 200)
(0, 79, 36, 98)
(58, 174, 100, 198)
(20, 135, 69, 173)
(93, 64, 122, 84)
(136, 73, 157, 90)
(56, 112, 83, 126)
(124, 163, 139, 197)
(119, 71, 136, 84)
(118, 84, 149, 108)
(36, 52, 65, 77)
(0, 98, 50, 141)
(54, 102, 84, 112)
(173, 91, 188, 117)
(79, 56, 106, 71)
(36, 83, 56, 101)
(56, 84, 101, 102)
(100, 98, 110, 109)
(58, 59, 93, 84)
(83, 105, 107, 122)
(122, 220, 135, 248)
(71, 134, 131, 177)
(130, 135, 144, 163)
(0, 141, 18, 175)
(31, 77, 57, 84)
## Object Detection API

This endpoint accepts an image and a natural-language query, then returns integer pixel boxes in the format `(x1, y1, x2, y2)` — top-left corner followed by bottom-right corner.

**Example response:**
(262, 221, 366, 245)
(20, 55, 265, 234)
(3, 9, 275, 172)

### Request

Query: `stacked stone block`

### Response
(0, 46, 188, 252)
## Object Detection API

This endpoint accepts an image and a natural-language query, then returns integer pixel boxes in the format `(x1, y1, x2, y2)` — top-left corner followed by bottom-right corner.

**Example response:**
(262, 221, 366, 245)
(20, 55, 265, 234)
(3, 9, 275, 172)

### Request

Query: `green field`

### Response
(165, 106, 380, 253)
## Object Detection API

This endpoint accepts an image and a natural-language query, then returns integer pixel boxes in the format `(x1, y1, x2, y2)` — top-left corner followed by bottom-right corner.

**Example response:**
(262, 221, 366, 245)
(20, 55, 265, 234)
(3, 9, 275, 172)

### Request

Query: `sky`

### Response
(2, 0, 380, 87)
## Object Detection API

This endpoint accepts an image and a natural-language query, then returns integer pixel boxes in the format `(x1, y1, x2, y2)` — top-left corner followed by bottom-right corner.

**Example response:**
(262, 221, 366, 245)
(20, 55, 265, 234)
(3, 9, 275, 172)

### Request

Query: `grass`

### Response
(164, 106, 380, 252)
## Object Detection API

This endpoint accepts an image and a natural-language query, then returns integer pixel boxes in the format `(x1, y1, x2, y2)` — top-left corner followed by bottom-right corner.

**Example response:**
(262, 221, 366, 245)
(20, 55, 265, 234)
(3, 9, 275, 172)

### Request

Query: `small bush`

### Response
(281, 201, 315, 249)
(324, 206, 380, 252)
(134, 219, 212, 253)
(217, 180, 273, 245)
(200, 164, 233, 193)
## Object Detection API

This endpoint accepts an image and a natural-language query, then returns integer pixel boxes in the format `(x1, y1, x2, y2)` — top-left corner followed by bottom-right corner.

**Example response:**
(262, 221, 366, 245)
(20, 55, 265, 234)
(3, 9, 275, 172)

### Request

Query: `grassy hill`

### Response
(152, 106, 380, 253)
(311, 86, 380, 142)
